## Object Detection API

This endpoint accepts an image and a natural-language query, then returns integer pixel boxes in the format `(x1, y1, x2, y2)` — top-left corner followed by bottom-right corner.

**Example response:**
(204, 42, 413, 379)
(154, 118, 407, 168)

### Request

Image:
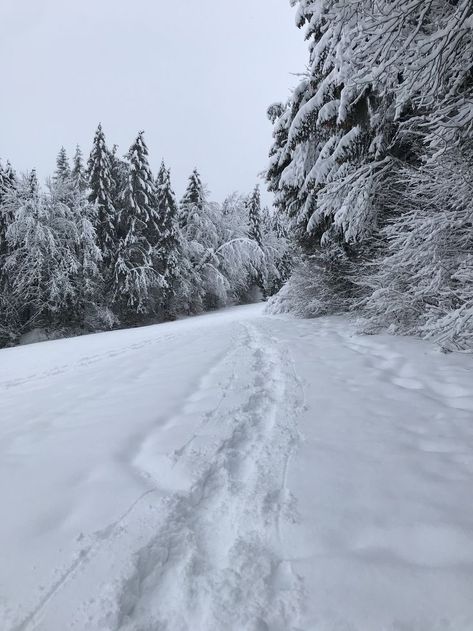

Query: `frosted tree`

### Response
(361, 146, 473, 350)
(179, 173, 259, 311)
(261, 206, 294, 296)
(154, 162, 182, 317)
(179, 169, 205, 229)
(112, 132, 164, 320)
(247, 185, 263, 247)
(50, 162, 103, 326)
(54, 146, 71, 183)
(109, 144, 129, 230)
(3, 174, 82, 332)
(71, 145, 88, 192)
(267, 0, 398, 316)
(87, 124, 116, 264)
(246, 185, 267, 298)
(348, 0, 473, 349)
(0, 159, 17, 258)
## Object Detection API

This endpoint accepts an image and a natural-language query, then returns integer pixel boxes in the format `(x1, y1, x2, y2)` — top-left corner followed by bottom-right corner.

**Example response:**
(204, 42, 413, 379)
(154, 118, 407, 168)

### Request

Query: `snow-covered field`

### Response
(1, 304, 473, 631)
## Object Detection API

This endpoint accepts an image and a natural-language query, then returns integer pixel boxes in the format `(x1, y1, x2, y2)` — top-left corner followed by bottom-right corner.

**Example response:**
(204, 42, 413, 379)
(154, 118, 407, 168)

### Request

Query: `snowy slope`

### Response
(1, 304, 473, 631)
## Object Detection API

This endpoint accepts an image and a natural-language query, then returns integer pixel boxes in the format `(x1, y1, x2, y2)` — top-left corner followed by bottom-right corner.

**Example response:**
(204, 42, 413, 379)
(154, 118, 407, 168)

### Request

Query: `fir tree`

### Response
(0, 160, 17, 258)
(109, 145, 129, 232)
(247, 185, 263, 247)
(155, 162, 181, 316)
(71, 145, 88, 192)
(246, 185, 266, 297)
(179, 169, 205, 229)
(122, 131, 160, 248)
(87, 124, 116, 264)
(54, 146, 71, 183)
(112, 132, 164, 319)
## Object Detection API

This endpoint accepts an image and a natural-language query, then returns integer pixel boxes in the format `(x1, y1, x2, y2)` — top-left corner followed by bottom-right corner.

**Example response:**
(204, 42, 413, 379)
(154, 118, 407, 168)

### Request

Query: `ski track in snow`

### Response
(6, 316, 305, 631)
(113, 323, 305, 631)
(1, 305, 473, 630)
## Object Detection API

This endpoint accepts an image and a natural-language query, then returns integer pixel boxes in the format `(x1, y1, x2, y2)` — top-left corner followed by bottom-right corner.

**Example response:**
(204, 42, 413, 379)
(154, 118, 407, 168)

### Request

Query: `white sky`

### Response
(0, 0, 306, 203)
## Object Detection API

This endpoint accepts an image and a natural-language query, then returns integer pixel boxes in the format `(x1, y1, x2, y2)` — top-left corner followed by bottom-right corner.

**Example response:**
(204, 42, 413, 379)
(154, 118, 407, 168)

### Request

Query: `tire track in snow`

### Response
(112, 322, 305, 631)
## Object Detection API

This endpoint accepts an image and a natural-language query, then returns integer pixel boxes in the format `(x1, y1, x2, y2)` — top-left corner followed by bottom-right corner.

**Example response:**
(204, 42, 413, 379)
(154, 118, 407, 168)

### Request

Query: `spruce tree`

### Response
(54, 146, 71, 183)
(112, 132, 163, 319)
(71, 145, 88, 192)
(246, 185, 266, 297)
(155, 162, 180, 315)
(108, 144, 129, 232)
(179, 169, 205, 229)
(247, 185, 263, 248)
(0, 160, 17, 258)
(87, 124, 116, 264)
(3, 161, 16, 190)
(267, 0, 395, 316)
(122, 131, 160, 248)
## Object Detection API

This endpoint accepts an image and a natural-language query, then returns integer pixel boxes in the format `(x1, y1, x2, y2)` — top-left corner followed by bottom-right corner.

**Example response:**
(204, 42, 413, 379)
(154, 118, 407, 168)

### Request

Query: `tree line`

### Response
(267, 0, 473, 351)
(0, 126, 291, 346)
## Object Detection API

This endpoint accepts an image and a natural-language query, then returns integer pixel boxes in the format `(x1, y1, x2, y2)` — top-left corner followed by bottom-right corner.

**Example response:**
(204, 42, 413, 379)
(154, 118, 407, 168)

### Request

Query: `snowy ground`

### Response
(1, 304, 473, 631)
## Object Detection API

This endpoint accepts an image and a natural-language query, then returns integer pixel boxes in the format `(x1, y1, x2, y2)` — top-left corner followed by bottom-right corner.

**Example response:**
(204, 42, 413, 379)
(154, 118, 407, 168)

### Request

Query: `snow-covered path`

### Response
(1, 305, 473, 630)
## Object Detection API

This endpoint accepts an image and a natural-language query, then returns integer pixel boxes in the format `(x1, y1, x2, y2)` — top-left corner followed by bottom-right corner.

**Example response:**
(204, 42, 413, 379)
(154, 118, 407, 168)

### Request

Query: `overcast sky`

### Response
(0, 0, 306, 203)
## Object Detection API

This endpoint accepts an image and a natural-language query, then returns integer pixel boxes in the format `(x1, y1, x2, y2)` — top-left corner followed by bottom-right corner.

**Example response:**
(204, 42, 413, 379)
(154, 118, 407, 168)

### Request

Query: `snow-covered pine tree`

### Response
(0, 159, 16, 257)
(108, 144, 129, 231)
(1, 161, 16, 198)
(246, 185, 267, 298)
(71, 145, 88, 192)
(179, 169, 205, 229)
(267, 0, 396, 316)
(112, 132, 164, 320)
(247, 185, 263, 248)
(202, 191, 264, 308)
(50, 153, 104, 328)
(87, 124, 117, 265)
(154, 162, 182, 318)
(179, 171, 250, 310)
(54, 146, 71, 183)
(260, 205, 294, 296)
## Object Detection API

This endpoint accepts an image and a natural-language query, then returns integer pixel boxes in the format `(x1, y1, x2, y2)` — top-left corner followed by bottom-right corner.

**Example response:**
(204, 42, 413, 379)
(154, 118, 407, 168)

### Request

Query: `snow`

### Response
(1, 304, 473, 630)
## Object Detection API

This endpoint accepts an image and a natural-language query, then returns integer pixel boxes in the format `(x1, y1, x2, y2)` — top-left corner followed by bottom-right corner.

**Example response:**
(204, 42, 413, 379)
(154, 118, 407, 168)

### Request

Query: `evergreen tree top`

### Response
(87, 123, 114, 207)
(247, 185, 263, 247)
(181, 169, 205, 210)
(71, 145, 88, 192)
(125, 131, 155, 212)
(28, 169, 39, 197)
(54, 146, 71, 182)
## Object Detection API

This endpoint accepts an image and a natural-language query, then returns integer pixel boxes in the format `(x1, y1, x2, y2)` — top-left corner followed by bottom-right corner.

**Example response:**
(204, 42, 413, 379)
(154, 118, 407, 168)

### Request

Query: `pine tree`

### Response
(121, 131, 160, 248)
(71, 145, 88, 192)
(112, 132, 164, 319)
(267, 0, 396, 316)
(3, 161, 16, 190)
(247, 185, 263, 247)
(54, 146, 71, 183)
(246, 185, 266, 297)
(108, 144, 129, 231)
(179, 169, 205, 229)
(87, 124, 116, 264)
(154, 162, 181, 316)
(0, 159, 17, 258)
